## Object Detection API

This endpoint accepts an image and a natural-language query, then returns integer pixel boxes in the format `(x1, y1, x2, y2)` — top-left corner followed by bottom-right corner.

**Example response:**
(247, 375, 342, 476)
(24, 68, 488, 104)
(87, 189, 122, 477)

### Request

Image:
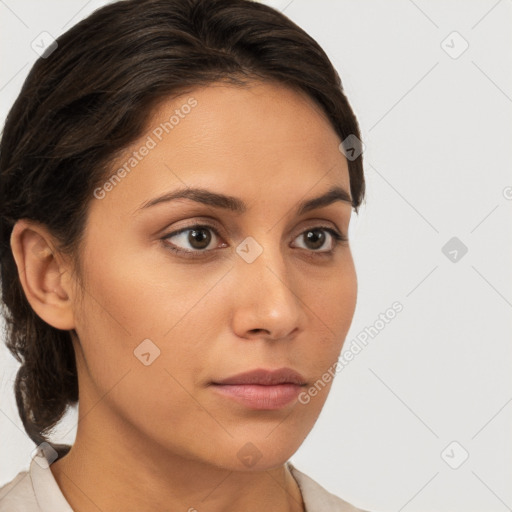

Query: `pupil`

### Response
(189, 228, 211, 249)
(306, 230, 324, 249)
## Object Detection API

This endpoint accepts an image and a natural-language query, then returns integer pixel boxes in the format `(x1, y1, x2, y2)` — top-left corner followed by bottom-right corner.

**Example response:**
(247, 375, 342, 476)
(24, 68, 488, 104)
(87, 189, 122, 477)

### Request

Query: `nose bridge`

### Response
(231, 232, 302, 338)
(236, 232, 288, 292)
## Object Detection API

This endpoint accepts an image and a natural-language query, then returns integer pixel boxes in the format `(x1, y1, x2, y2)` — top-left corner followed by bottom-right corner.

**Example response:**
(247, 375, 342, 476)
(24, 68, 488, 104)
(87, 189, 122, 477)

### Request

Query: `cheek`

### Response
(72, 235, 226, 398)
(302, 255, 357, 351)
(71, 258, 216, 442)
(70, 223, 358, 462)
(288, 267, 357, 413)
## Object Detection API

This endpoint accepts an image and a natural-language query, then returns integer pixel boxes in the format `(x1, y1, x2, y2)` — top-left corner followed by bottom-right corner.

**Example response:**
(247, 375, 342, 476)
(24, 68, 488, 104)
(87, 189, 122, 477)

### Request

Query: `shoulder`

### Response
(287, 462, 370, 512)
(0, 449, 73, 512)
(0, 469, 40, 512)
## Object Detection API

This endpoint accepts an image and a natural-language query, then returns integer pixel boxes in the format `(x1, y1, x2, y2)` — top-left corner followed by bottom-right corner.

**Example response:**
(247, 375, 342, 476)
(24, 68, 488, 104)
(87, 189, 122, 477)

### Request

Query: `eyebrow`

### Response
(137, 185, 353, 215)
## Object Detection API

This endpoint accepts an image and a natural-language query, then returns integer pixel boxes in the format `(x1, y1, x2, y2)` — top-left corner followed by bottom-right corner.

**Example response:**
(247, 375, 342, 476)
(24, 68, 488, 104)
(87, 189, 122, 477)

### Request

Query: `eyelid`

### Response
(161, 221, 347, 260)
(161, 218, 342, 242)
(161, 223, 225, 255)
(293, 218, 341, 236)
(291, 226, 347, 251)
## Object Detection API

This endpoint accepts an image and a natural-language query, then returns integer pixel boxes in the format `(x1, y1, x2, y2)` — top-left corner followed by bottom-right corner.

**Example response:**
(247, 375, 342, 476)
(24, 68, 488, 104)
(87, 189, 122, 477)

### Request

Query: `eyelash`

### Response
(161, 224, 348, 259)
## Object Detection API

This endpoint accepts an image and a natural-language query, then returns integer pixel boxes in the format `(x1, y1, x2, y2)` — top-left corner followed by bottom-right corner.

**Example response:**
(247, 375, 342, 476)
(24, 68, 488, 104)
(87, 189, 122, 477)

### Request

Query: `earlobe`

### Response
(10, 220, 76, 330)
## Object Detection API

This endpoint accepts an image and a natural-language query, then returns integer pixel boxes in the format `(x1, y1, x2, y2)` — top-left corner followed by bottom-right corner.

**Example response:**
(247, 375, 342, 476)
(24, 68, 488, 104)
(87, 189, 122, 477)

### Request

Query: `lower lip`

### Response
(210, 383, 303, 410)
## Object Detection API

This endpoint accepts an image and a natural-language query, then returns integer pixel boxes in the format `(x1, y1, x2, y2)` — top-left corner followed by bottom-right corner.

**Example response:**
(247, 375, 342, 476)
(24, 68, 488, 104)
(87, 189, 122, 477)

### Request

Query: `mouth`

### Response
(210, 368, 307, 410)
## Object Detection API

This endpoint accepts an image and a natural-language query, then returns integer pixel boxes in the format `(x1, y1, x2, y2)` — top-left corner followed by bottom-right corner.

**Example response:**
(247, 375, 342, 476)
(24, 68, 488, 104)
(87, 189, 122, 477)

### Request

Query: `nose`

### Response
(230, 240, 303, 342)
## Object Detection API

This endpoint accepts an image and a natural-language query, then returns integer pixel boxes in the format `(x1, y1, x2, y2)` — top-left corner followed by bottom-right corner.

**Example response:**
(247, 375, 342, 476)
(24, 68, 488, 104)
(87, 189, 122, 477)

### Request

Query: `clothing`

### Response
(0, 451, 368, 512)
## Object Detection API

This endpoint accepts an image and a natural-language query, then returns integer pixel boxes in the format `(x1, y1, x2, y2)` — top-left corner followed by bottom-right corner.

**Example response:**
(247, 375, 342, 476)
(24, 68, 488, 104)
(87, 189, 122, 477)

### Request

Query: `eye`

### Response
(161, 223, 347, 259)
(292, 227, 347, 253)
(162, 224, 226, 256)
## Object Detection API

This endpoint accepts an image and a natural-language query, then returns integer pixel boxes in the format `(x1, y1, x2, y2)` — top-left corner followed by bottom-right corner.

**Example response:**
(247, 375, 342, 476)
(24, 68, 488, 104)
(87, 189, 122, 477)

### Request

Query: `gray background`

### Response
(1, 1, 511, 511)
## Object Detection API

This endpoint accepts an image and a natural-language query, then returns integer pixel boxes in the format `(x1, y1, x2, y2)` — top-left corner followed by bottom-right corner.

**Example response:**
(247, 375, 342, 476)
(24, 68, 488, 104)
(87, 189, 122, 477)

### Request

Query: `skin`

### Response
(11, 80, 358, 512)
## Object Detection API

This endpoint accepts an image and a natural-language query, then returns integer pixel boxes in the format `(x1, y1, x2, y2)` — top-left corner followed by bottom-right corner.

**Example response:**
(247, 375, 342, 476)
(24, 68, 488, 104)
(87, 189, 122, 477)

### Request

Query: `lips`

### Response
(210, 368, 307, 410)
(212, 368, 307, 386)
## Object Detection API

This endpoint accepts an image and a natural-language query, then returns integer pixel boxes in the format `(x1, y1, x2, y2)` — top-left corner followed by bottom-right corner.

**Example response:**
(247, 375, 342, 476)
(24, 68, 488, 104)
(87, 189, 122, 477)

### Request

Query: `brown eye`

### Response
(162, 224, 222, 254)
(186, 227, 212, 249)
(292, 227, 346, 253)
(303, 229, 326, 250)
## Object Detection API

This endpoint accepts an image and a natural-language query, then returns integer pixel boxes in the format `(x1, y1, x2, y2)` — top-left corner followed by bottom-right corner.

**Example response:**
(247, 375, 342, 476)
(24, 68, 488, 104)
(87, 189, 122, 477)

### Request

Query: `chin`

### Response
(203, 431, 307, 472)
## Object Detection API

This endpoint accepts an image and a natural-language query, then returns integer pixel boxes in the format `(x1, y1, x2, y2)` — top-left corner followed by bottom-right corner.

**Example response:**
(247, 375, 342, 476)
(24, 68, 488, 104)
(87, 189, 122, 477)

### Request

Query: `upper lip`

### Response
(212, 368, 307, 386)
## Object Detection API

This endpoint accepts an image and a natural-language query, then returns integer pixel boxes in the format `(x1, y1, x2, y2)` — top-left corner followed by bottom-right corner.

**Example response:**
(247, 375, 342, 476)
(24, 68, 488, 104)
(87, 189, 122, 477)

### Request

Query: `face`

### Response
(69, 80, 357, 470)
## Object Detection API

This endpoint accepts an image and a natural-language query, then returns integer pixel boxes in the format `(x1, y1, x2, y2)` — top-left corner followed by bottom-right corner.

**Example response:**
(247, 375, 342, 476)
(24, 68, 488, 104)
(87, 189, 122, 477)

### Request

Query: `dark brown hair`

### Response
(0, 0, 366, 459)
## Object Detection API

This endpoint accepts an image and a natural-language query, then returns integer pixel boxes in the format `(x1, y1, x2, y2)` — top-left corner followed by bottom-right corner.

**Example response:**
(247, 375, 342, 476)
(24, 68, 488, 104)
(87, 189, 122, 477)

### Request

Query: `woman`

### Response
(0, 0, 367, 510)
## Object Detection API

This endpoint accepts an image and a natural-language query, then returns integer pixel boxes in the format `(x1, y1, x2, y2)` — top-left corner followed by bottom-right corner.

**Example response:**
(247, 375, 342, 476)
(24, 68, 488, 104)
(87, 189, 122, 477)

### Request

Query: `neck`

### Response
(50, 415, 304, 512)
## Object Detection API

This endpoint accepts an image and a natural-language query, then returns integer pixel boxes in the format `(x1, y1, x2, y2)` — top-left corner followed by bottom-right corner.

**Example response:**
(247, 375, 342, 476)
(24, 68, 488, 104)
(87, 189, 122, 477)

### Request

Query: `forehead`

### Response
(95, 80, 350, 215)
(156, 79, 340, 149)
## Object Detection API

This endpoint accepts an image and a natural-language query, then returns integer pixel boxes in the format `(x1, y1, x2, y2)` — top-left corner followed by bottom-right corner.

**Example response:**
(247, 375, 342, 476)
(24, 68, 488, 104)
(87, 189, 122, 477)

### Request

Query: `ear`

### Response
(10, 219, 76, 330)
